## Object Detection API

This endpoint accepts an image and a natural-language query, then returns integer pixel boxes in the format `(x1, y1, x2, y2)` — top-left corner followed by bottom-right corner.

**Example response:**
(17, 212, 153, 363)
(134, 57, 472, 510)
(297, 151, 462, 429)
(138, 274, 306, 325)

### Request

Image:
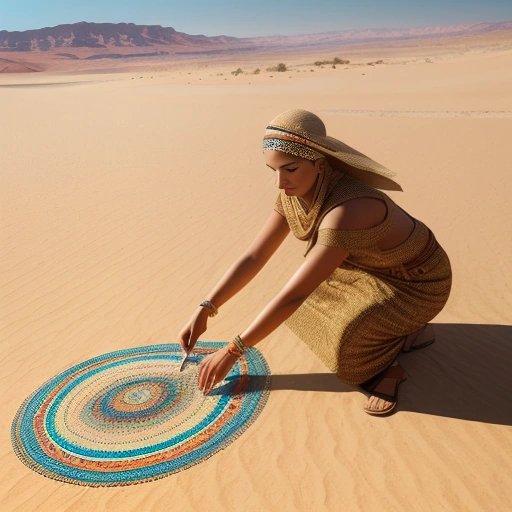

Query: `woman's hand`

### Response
(178, 307, 209, 354)
(198, 348, 239, 395)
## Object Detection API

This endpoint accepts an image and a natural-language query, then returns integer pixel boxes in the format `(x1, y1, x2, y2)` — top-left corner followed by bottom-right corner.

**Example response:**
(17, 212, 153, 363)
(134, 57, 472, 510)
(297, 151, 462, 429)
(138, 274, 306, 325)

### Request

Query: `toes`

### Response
(365, 395, 393, 413)
(378, 398, 392, 411)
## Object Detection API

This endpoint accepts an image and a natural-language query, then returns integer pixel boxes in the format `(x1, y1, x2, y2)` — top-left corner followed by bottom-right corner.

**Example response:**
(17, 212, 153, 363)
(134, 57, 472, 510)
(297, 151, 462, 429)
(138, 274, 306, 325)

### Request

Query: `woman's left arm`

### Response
(232, 197, 387, 350)
(198, 241, 349, 394)
(238, 241, 349, 346)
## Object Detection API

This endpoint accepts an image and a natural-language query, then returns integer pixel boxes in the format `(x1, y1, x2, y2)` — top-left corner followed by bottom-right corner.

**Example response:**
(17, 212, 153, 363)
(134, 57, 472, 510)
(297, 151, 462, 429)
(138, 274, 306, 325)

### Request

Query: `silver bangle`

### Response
(199, 300, 218, 317)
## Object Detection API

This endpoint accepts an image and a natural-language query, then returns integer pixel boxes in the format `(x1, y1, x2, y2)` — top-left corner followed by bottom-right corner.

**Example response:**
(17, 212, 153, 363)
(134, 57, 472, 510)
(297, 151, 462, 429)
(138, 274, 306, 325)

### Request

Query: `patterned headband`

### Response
(262, 137, 324, 161)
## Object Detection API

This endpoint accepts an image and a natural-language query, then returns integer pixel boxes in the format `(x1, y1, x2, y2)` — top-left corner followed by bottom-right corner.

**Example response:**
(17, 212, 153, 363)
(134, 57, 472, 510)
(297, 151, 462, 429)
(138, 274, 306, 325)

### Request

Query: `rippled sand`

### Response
(1, 36, 511, 511)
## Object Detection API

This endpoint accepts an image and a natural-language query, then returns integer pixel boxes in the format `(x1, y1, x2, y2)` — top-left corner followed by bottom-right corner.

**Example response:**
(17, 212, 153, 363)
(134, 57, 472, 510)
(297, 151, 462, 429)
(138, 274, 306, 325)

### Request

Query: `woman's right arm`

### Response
(179, 210, 289, 352)
(206, 209, 289, 309)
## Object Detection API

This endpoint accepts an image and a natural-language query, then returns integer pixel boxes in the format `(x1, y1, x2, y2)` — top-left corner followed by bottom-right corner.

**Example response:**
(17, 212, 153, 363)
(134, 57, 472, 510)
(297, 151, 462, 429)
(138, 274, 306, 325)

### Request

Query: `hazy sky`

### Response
(1, 0, 512, 37)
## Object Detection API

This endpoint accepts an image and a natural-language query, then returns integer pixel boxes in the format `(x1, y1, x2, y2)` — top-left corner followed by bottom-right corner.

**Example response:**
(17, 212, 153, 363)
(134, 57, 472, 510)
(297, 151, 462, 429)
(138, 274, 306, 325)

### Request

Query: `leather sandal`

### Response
(401, 324, 435, 352)
(362, 363, 407, 416)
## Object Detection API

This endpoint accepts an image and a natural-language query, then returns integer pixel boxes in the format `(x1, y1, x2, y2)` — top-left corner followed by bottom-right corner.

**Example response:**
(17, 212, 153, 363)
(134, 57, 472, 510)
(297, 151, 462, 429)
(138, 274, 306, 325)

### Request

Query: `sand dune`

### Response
(1, 33, 511, 511)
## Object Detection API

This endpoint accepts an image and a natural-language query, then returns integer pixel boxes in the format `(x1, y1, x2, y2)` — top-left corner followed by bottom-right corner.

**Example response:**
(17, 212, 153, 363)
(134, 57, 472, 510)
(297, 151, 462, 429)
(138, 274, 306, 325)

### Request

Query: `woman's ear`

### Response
(315, 157, 327, 174)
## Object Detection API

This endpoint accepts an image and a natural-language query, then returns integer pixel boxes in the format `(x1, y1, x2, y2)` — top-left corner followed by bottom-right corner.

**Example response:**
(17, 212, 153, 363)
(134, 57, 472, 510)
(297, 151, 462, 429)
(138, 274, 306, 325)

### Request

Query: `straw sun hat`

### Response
(263, 109, 402, 191)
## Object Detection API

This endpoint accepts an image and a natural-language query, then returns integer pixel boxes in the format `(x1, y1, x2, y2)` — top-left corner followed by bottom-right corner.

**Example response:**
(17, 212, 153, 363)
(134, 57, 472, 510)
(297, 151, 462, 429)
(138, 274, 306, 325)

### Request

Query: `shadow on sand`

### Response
(241, 324, 512, 426)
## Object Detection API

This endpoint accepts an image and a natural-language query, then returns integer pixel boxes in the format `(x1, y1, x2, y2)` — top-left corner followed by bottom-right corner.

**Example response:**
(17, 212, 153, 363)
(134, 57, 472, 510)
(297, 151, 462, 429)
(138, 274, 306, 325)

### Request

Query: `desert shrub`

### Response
(266, 63, 288, 72)
(316, 57, 350, 66)
(231, 68, 243, 76)
(253, 68, 260, 74)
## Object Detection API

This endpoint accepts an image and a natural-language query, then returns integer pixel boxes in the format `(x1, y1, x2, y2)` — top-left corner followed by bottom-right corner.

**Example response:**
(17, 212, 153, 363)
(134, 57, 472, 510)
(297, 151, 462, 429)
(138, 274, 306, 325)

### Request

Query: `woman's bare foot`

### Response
(363, 362, 407, 416)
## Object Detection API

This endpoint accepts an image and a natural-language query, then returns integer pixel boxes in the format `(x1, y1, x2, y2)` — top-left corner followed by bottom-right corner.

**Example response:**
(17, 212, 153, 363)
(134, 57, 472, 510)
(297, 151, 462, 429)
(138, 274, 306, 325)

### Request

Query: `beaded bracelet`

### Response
(199, 300, 218, 317)
(232, 335, 248, 353)
(226, 343, 243, 358)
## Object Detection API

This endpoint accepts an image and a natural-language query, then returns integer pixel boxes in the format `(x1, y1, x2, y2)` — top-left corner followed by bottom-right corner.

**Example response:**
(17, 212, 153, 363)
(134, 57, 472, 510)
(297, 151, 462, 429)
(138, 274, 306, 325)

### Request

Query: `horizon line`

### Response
(1, 18, 511, 40)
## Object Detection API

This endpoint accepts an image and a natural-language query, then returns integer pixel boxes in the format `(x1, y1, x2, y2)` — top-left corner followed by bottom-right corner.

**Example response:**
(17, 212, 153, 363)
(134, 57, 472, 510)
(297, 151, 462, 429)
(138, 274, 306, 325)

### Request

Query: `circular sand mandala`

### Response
(11, 342, 270, 486)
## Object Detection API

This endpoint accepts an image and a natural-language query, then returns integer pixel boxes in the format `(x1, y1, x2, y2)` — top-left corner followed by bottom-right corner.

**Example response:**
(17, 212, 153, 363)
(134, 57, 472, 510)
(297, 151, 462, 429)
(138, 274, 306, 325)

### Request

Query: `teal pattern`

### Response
(11, 342, 271, 486)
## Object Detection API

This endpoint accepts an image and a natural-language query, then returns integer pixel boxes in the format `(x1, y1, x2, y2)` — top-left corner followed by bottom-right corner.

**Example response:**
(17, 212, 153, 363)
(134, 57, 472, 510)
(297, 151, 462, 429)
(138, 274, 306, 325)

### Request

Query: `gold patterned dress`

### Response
(274, 173, 452, 385)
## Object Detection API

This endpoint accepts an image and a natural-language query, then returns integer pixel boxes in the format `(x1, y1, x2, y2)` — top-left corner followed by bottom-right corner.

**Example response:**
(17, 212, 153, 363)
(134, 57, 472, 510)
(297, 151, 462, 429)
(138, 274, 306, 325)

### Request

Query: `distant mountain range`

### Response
(1, 20, 511, 53)
(1, 20, 511, 73)
(255, 20, 512, 49)
(0, 22, 240, 52)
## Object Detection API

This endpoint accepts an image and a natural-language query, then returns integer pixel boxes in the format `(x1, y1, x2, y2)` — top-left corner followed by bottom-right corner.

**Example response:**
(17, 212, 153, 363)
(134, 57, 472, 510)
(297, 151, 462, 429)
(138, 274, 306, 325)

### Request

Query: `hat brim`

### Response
(265, 128, 403, 191)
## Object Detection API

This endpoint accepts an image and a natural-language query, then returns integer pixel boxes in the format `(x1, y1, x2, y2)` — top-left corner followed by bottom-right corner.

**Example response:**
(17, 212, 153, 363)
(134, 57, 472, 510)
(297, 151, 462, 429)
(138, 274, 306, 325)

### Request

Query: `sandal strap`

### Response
(371, 366, 405, 402)
(361, 363, 404, 392)
(363, 364, 406, 401)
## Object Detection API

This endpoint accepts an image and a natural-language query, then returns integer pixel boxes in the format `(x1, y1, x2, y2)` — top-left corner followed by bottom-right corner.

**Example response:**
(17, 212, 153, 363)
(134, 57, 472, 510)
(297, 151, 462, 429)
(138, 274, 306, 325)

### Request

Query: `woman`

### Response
(178, 109, 452, 416)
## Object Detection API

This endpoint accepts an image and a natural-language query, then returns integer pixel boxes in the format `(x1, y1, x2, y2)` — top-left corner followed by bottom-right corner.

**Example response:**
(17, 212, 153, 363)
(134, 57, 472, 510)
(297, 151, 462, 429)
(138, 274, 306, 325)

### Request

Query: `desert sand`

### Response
(1, 33, 511, 511)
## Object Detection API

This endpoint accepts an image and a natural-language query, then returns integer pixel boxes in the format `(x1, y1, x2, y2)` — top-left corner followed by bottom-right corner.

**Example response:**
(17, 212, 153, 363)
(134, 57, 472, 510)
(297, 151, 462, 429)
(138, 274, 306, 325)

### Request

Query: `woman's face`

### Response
(264, 150, 325, 205)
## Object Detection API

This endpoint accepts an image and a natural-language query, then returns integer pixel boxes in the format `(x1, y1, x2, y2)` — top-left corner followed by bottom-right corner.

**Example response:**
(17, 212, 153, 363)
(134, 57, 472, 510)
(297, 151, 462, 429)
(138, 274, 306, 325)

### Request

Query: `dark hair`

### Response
(325, 154, 349, 174)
